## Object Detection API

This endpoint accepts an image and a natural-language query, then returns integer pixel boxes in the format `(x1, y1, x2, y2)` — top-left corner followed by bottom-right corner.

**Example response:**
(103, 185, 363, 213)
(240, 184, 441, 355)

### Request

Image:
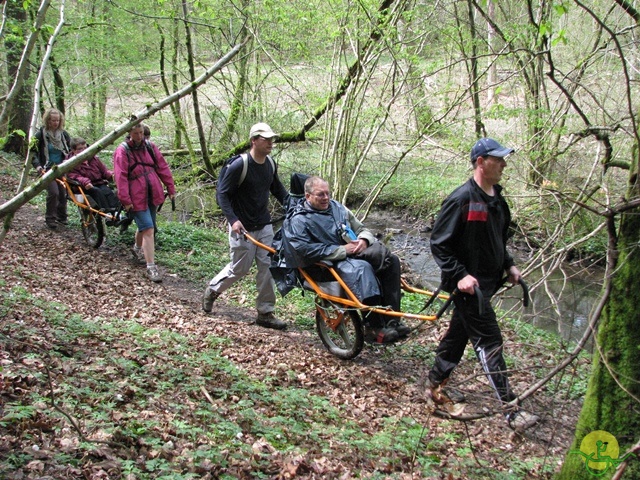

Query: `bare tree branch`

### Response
(0, 39, 249, 231)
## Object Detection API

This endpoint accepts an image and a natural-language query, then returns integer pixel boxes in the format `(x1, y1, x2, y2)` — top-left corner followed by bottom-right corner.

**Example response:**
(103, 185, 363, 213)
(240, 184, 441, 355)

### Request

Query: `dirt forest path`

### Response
(0, 174, 579, 478)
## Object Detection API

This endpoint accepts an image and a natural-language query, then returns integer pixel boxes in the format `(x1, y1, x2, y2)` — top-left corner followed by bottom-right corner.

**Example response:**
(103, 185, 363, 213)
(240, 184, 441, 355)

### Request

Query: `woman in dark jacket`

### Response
(31, 108, 71, 229)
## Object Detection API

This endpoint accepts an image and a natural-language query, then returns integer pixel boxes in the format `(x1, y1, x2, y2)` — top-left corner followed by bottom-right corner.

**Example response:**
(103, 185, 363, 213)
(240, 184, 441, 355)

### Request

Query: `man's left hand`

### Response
(345, 239, 367, 255)
(506, 265, 521, 285)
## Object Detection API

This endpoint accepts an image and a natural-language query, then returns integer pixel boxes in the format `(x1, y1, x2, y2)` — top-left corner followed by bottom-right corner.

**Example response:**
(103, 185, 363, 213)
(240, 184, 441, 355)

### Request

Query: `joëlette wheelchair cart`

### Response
(249, 231, 457, 360)
(55, 175, 174, 249)
(242, 173, 530, 360)
(55, 176, 124, 248)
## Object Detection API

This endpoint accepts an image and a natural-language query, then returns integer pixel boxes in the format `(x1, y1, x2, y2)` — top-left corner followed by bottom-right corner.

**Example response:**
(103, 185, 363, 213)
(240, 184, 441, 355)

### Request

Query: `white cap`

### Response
(249, 123, 278, 139)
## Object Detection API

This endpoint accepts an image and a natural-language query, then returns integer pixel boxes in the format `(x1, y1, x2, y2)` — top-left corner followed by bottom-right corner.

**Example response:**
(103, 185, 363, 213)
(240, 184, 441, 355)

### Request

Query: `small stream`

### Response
(364, 212, 602, 345)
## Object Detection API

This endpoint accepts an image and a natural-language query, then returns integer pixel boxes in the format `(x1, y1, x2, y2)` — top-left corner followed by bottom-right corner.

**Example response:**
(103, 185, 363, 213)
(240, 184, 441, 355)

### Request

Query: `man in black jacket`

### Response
(426, 138, 539, 431)
(202, 123, 288, 330)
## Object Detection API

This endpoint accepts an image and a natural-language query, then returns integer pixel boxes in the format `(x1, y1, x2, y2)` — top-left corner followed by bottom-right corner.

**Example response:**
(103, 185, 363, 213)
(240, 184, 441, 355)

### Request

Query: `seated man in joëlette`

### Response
(67, 137, 119, 212)
(281, 175, 410, 344)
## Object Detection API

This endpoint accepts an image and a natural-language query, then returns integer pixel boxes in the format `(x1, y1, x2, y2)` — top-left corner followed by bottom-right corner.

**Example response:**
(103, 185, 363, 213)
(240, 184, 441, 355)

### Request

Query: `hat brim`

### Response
(252, 131, 278, 139)
(486, 147, 514, 158)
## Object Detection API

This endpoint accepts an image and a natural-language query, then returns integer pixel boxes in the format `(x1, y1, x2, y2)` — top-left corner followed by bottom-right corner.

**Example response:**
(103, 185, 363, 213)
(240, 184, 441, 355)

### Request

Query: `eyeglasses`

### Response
(311, 191, 330, 198)
(257, 136, 274, 142)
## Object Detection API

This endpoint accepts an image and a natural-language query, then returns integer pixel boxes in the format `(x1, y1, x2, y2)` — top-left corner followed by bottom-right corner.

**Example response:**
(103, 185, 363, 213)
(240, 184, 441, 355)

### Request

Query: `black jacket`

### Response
(216, 154, 287, 231)
(430, 178, 515, 292)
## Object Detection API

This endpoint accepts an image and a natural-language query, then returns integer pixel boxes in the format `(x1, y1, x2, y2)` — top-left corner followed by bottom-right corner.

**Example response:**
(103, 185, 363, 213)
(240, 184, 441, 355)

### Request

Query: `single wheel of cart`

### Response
(315, 296, 364, 360)
(78, 196, 105, 248)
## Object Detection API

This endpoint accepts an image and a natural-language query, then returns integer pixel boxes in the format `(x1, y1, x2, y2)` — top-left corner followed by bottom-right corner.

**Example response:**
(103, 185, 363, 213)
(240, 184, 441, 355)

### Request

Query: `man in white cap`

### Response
(203, 123, 289, 330)
(425, 137, 540, 431)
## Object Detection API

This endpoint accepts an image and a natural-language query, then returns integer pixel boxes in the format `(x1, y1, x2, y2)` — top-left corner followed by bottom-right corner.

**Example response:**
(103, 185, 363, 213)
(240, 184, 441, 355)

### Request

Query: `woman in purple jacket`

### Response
(113, 124, 176, 283)
(67, 137, 119, 212)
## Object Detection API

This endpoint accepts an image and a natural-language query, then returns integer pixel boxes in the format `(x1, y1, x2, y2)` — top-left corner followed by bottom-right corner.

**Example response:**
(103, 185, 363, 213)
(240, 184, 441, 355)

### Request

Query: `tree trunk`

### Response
(466, 0, 483, 138)
(181, 0, 211, 174)
(157, 21, 194, 160)
(2, 0, 35, 154)
(0, 39, 248, 238)
(557, 147, 640, 480)
(49, 53, 65, 114)
(0, 0, 51, 139)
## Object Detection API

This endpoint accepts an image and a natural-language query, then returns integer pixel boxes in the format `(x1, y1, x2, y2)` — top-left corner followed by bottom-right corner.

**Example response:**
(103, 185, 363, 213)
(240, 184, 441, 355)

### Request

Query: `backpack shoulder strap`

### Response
(238, 153, 250, 185)
(237, 154, 275, 186)
(145, 140, 158, 166)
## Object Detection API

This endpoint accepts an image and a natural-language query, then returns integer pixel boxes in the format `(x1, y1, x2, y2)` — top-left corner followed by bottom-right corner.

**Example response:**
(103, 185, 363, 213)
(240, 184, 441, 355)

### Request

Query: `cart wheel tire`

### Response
(315, 298, 364, 360)
(78, 205, 104, 248)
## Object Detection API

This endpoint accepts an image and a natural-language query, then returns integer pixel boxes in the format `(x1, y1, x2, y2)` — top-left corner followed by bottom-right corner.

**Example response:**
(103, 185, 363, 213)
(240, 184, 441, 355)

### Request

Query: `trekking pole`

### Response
(519, 279, 530, 307)
(499, 276, 530, 308)
(432, 286, 484, 318)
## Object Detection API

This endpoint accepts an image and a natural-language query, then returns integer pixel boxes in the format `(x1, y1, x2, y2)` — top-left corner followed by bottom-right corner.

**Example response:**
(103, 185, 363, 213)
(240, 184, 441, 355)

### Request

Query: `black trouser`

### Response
(86, 184, 119, 211)
(377, 253, 401, 311)
(362, 253, 402, 329)
(428, 281, 516, 404)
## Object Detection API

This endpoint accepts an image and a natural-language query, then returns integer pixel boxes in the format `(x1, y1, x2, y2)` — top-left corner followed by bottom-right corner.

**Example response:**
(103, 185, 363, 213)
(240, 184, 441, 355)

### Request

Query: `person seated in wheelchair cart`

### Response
(280, 175, 411, 345)
(66, 137, 120, 219)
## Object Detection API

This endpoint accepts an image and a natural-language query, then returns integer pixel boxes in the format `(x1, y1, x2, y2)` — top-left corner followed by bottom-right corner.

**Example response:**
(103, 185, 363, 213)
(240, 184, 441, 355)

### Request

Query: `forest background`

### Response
(1, 0, 640, 478)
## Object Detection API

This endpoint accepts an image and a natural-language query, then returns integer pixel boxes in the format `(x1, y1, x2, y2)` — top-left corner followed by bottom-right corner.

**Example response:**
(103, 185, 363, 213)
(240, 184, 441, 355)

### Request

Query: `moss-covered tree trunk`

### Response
(557, 149, 640, 479)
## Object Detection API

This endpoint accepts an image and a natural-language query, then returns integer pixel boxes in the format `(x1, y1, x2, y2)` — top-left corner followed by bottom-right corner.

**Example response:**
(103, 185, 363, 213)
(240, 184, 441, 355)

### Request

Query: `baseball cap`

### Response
(470, 138, 514, 162)
(249, 123, 278, 139)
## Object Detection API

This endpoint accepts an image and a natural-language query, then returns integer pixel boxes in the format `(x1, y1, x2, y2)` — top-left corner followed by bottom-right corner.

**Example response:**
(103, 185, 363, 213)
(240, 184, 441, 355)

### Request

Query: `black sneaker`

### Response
(45, 221, 58, 230)
(364, 326, 399, 344)
(202, 286, 219, 313)
(387, 319, 411, 337)
(57, 218, 68, 226)
(256, 313, 287, 330)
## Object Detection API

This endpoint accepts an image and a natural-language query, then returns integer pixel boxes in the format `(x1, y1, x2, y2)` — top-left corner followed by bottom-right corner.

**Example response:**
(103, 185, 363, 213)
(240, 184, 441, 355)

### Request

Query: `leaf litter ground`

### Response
(0, 174, 584, 479)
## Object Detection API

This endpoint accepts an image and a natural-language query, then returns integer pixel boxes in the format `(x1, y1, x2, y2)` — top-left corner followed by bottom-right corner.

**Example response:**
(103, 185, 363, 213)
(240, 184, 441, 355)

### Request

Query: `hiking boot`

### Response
(256, 312, 287, 330)
(131, 246, 146, 265)
(57, 218, 68, 226)
(202, 286, 219, 313)
(442, 386, 466, 404)
(387, 319, 411, 337)
(425, 378, 465, 416)
(507, 410, 540, 432)
(146, 264, 163, 283)
(45, 220, 58, 230)
(364, 326, 399, 345)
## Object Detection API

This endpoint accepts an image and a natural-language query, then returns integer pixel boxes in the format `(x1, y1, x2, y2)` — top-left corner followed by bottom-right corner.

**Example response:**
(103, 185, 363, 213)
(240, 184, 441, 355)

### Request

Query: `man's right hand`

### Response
(457, 274, 479, 295)
(231, 220, 245, 235)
